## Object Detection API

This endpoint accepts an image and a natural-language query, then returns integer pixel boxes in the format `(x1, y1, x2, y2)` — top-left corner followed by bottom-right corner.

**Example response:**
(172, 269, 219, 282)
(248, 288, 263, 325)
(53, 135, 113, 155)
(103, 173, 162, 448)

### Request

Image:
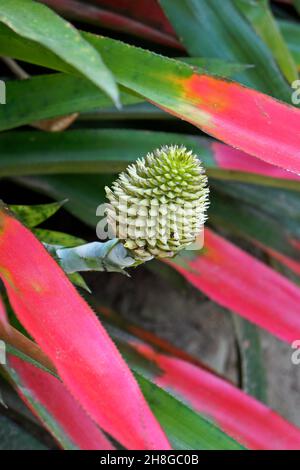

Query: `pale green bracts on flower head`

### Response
(105, 145, 209, 262)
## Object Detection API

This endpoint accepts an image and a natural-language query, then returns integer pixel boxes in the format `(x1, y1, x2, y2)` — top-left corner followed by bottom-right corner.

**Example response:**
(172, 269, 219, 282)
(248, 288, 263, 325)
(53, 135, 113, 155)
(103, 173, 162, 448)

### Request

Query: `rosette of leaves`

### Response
(105, 146, 209, 261)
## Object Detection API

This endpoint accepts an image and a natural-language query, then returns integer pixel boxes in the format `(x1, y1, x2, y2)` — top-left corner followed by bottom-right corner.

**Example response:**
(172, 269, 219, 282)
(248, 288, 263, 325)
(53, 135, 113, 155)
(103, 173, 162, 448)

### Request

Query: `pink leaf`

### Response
(0, 207, 170, 450)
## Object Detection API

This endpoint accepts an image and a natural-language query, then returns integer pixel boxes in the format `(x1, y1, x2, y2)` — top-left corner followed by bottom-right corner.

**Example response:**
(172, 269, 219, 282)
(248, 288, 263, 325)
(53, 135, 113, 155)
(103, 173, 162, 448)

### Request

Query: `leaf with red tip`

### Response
(128, 340, 300, 450)
(0, 206, 170, 450)
(6, 355, 115, 450)
(168, 228, 300, 343)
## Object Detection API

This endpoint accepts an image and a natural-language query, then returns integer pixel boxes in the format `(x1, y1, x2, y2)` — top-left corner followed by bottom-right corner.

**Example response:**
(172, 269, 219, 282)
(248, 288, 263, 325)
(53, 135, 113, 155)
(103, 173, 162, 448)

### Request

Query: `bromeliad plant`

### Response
(1, 0, 300, 451)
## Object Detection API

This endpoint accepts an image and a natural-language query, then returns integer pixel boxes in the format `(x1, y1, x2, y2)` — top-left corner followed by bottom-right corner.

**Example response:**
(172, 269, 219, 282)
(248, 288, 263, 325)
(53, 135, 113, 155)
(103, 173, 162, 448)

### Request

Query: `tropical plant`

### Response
(0, 0, 300, 450)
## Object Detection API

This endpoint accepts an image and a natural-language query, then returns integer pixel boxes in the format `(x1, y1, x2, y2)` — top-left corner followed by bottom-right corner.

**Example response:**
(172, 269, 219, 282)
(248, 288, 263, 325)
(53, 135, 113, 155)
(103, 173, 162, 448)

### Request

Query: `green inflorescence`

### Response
(105, 145, 209, 261)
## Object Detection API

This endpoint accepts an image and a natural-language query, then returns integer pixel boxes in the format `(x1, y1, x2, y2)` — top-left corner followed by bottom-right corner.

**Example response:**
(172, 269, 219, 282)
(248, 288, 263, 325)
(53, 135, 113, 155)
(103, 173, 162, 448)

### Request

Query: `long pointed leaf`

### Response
(234, 0, 298, 83)
(128, 339, 300, 450)
(0, 205, 170, 450)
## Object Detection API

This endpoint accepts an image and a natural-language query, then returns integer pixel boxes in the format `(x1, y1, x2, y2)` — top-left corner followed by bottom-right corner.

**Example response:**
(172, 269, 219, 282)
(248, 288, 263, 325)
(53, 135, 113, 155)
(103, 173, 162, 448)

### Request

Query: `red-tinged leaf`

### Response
(92, 0, 178, 37)
(212, 142, 300, 182)
(8, 356, 114, 450)
(168, 228, 300, 343)
(176, 74, 300, 175)
(131, 341, 300, 450)
(0, 295, 9, 330)
(41, 0, 181, 49)
(0, 206, 170, 450)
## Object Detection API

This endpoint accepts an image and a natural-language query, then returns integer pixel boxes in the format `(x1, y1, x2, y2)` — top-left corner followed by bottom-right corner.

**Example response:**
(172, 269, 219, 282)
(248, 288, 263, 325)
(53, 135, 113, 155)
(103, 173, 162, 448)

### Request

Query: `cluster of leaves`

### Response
(0, 0, 300, 450)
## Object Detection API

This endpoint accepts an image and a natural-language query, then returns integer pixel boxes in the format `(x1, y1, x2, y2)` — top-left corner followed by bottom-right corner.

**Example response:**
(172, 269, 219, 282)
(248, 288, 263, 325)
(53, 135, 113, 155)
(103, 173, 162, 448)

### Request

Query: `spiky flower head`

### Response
(105, 145, 209, 262)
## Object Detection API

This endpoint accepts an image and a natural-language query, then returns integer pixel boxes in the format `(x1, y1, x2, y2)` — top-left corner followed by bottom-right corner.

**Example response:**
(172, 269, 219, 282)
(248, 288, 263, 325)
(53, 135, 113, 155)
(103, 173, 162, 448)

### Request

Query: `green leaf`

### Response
(279, 19, 300, 67)
(32, 228, 91, 291)
(0, 0, 119, 105)
(0, 413, 46, 450)
(14, 174, 112, 227)
(159, 0, 291, 99)
(212, 180, 300, 240)
(234, 0, 298, 83)
(180, 57, 253, 76)
(10, 201, 65, 228)
(232, 316, 268, 403)
(294, 0, 300, 16)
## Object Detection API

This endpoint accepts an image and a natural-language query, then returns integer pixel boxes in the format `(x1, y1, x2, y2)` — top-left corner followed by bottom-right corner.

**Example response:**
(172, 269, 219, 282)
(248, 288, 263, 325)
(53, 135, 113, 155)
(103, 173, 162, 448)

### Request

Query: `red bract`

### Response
(168, 228, 300, 343)
(0, 207, 170, 450)
(131, 341, 300, 450)
(9, 356, 115, 450)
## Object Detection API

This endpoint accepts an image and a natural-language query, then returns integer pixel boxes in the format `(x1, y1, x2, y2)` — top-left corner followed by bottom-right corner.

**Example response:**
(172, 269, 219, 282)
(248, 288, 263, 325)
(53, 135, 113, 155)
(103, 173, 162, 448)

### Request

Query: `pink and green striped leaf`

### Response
(2, 129, 300, 191)
(40, 0, 182, 50)
(96, 314, 300, 450)
(168, 228, 300, 343)
(0, 204, 170, 450)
